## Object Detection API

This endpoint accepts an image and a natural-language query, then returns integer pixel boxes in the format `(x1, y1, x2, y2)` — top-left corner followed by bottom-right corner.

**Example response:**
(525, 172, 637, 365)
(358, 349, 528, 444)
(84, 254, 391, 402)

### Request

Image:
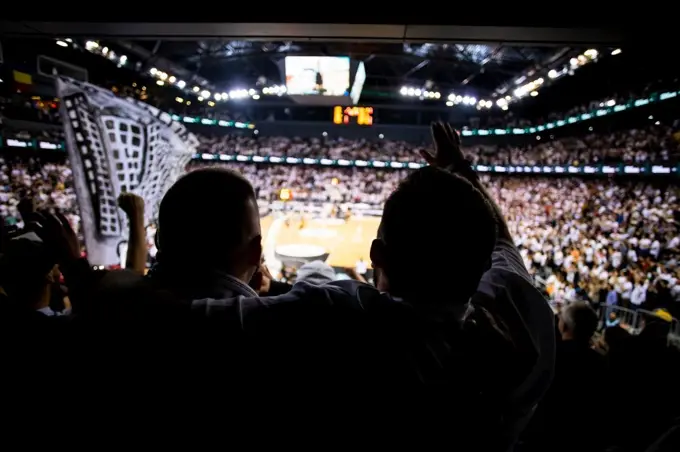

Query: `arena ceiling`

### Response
(122, 40, 579, 97)
(1, 16, 671, 111)
(2, 15, 664, 103)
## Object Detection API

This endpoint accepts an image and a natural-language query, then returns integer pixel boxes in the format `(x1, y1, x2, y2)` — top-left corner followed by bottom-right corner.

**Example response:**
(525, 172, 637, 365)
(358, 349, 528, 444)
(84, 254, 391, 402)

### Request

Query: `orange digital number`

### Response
(358, 107, 373, 126)
(334, 106, 374, 125)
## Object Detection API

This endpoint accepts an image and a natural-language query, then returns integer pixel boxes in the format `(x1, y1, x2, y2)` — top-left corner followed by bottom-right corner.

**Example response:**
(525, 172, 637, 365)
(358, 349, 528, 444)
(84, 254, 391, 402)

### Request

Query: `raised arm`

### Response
(420, 122, 512, 242)
(30, 211, 96, 313)
(118, 193, 147, 274)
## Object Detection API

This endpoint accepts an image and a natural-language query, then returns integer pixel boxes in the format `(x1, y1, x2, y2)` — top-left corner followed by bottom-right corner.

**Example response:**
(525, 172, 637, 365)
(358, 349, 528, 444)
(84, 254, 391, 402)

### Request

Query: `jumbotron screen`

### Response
(285, 56, 350, 96)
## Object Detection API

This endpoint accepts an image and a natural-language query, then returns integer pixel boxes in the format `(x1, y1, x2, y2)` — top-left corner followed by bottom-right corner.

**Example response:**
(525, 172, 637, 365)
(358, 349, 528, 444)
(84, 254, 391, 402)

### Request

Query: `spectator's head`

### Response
(296, 260, 336, 285)
(559, 302, 598, 344)
(638, 309, 673, 348)
(158, 168, 262, 283)
(0, 232, 60, 310)
(603, 325, 630, 352)
(370, 167, 497, 304)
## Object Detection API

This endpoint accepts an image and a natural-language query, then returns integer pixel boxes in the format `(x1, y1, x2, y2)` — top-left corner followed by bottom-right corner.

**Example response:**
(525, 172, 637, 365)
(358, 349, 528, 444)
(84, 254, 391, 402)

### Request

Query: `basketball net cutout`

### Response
(57, 76, 197, 267)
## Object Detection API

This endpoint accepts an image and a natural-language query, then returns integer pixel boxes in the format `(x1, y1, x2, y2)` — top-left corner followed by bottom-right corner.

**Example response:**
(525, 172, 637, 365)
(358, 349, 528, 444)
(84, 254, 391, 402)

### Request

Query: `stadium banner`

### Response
(56, 76, 198, 267)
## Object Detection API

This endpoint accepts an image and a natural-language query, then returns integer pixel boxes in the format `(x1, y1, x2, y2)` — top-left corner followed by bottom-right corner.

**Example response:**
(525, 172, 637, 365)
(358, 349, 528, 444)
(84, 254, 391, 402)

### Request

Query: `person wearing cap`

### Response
(295, 260, 336, 285)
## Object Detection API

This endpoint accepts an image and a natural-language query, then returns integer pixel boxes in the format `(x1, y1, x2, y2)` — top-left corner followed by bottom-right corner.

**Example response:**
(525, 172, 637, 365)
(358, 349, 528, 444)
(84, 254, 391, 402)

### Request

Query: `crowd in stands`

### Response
(3, 45, 680, 448)
(196, 123, 680, 165)
(3, 79, 680, 169)
(3, 114, 679, 167)
(1, 123, 678, 451)
(0, 94, 64, 142)
(0, 125, 64, 143)
(493, 177, 680, 318)
(0, 156, 79, 231)
(0, 94, 62, 125)
(471, 125, 680, 166)
(481, 77, 679, 129)
(219, 163, 408, 205)
(2, 150, 680, 323)
(222, 164, 680, 317)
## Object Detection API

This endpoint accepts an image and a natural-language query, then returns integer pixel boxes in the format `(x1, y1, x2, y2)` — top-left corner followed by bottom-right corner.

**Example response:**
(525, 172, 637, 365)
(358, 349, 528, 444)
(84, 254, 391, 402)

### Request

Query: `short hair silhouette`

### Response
(158, 167, 258, 266)
(561, 302, 598, 343)
(378, 167, 497, 303)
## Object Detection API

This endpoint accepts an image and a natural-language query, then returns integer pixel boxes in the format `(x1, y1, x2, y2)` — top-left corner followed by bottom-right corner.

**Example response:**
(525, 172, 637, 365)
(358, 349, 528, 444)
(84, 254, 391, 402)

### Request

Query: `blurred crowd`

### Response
(471, 125, 680, 166)
(2, 47, 680, 448)
(0, 94, 62, 125)
(0, 95, 65, 143)
(0, 121, 678, 450)
(482, 78, 679, 129)
(197, 123, 680, 166)
(2, 153, 680, 323)
(0, 126, 64, 144)
(220, 164, 408, 205)
(0, 156, 79, 231)
(231, 165, 680, 318)
(3, 87, 680, 167)
(489, 177, 680, 318)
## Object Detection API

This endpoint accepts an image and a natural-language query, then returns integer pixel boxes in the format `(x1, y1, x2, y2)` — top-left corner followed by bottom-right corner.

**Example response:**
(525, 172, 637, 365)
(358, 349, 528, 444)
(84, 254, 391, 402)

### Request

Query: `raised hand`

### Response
(118, 193, 147, 273)
(420, 122, 466, 169)
(117, 192, 145, 220)
(30, 210, 80, 264)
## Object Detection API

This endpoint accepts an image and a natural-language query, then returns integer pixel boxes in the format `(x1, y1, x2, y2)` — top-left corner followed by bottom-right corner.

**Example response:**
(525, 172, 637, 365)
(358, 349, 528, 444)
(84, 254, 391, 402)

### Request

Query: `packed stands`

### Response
(2, 147, 680, 319)
(194, 125, 680, 165)
(1, 38, 679, 451)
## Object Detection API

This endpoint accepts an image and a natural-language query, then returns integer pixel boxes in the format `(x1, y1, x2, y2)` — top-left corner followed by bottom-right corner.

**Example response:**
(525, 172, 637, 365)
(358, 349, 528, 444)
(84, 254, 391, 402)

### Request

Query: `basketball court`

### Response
(260, 214, 380, 269)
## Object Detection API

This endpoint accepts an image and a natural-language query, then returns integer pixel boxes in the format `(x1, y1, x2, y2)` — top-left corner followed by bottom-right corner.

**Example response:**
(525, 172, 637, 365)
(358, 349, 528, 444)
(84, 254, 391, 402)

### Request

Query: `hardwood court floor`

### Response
(260, 214, 380, 269)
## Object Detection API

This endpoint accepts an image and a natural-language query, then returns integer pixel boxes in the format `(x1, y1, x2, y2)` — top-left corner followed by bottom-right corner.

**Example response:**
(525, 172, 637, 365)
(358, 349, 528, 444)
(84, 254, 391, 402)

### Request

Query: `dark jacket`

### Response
(79, 240, 554, 450)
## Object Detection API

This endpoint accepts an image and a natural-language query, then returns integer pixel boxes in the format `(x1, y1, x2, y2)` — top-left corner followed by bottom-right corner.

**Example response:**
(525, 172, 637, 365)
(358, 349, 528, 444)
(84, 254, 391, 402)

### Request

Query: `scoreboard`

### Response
(333, 106, 374, 126)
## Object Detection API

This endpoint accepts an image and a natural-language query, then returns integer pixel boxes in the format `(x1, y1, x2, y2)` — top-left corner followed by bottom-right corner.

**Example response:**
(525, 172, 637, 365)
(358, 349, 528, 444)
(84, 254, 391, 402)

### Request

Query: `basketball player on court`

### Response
(344, 207, 352, 223)
(355, 257, 367, 278)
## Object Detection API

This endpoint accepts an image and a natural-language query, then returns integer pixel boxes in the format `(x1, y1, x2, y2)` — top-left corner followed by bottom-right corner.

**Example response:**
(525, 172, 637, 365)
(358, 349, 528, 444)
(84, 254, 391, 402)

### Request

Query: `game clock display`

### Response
(333, 106, 374, 126)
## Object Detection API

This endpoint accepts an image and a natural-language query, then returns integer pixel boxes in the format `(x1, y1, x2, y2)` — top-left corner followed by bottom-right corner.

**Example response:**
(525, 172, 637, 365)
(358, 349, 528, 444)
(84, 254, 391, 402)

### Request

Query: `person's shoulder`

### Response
(98, 268, 146, 291)
(558, 341, 606, 369)
(191, 280, 376, 318)
(247, 279, 392, 316)
(480, 267, 545, 307)
(191, 279, 418, 342)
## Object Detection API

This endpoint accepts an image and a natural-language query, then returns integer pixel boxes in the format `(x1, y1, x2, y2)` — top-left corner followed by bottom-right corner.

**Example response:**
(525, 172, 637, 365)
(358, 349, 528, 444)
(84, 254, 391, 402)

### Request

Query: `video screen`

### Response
(285, 56, 350, 96)
(350, 62, 366, 105)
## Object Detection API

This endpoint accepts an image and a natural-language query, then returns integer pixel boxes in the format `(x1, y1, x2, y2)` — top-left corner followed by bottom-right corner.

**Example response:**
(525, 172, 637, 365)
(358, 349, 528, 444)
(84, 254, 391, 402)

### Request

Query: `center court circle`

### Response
(275, 244, 329, 266)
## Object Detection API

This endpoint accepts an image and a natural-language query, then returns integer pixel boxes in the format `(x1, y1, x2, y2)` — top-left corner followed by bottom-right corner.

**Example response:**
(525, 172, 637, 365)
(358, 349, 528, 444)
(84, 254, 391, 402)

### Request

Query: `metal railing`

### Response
(599, 304, 679, 345)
